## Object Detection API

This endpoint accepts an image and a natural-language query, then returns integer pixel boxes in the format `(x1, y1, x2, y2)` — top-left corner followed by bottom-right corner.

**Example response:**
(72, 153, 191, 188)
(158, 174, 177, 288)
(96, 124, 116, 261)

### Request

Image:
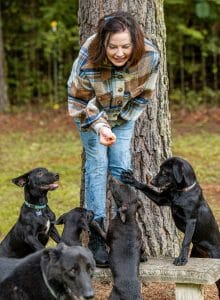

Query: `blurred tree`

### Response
(78, 0, 179, 257)
(0, 0, 219, 109)
(165, 0, 220, 108)
(1, 0, 79, 108)
(0, 9, 8, 112)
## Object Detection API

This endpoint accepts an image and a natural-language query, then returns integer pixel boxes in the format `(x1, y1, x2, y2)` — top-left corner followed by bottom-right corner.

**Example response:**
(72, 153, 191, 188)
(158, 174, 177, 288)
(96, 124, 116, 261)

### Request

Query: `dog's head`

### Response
(56, 208, 94, 233)
(151, 157, 197, 190)
(40, 243, 95, 300)
(110, 176, 141, 223)
(12, 167, 59, 194)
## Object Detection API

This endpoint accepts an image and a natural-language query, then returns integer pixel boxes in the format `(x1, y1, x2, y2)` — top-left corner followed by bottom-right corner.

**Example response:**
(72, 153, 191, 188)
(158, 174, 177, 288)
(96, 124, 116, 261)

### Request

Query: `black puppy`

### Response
(0, 168, 60, 258)
(122, 157, 220, 264)
(122, 157, 220, 296)
(56, 207, 94, 246)
(0, 243, 95, 300)
(107, 177, 143, 300)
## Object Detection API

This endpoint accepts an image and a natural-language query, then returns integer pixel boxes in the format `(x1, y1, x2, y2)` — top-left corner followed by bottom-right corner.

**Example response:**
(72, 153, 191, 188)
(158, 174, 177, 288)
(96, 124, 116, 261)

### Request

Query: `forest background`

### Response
(0, 0, 220, 111)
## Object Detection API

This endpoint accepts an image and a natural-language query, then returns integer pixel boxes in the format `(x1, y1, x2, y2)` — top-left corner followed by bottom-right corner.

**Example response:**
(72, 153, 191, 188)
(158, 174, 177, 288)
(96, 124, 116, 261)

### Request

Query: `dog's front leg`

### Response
(174, 218, 196, 266)
(25, 235, 45, 251)
(49, 225, 61, 243)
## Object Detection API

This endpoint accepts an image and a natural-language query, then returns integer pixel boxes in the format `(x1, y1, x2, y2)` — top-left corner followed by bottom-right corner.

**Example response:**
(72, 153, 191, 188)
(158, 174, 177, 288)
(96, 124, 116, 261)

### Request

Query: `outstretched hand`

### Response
(121, 170, 135, 185)
(99, 126, 116, 146)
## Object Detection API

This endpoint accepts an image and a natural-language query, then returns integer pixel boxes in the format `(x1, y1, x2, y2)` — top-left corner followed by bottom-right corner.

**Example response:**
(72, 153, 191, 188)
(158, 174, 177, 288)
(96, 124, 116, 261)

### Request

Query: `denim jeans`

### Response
(74, 119, 135, 220)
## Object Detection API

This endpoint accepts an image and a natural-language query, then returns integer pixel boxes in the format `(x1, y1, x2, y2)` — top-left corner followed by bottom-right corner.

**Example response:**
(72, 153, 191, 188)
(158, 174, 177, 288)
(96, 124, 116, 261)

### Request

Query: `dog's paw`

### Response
(121, 170, 135, 185)
(173, 256, 188, 266)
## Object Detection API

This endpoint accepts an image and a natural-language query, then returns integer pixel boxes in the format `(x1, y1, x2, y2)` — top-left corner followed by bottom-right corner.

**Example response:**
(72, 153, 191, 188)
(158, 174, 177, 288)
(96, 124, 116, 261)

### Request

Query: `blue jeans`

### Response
(74, 120, 135, 220)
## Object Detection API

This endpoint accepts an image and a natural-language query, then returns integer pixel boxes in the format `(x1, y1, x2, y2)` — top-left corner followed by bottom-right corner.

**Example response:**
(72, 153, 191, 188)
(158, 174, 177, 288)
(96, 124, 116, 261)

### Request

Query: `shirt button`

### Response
(118, 75, 123, 79)
(117, 100, 122, 105)
(118, 87, 123, 92)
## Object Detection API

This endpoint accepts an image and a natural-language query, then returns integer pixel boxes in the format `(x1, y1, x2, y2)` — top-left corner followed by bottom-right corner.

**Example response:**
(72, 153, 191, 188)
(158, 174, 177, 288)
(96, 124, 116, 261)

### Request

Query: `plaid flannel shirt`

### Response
(67, 35, 160, 133)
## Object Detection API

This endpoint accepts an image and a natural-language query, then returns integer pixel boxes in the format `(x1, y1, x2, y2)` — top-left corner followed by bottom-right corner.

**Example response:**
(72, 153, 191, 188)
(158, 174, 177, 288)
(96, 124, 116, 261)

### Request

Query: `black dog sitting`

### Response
(0, 243, 95, 300)
(0, 168, 60, 258)
(122, 157, 220, 296)
(56, 207, 95, 246)
(107, 176, 143, 300)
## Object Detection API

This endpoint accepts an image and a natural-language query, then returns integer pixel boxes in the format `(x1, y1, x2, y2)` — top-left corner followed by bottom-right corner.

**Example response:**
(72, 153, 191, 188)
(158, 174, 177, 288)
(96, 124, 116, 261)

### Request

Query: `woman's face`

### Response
(105, 30, 133, 67)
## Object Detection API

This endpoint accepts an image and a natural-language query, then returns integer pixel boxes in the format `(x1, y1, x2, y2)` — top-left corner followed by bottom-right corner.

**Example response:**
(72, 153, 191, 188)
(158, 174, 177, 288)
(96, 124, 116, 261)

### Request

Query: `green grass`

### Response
(0, 120, 220, 239)
(0, 129, 82, 238)
(172, 131, 220, 184)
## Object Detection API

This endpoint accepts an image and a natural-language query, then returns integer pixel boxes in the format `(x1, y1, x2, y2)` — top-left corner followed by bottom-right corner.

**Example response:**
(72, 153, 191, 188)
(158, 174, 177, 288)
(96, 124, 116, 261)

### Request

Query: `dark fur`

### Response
(107, 177, 143, 300)
(0, 257, 20, 283)
(122, 157, 220, 296)
(56, 207, 94, 246)
(0, 168, 60, 258)
(0, 243, 95, 300)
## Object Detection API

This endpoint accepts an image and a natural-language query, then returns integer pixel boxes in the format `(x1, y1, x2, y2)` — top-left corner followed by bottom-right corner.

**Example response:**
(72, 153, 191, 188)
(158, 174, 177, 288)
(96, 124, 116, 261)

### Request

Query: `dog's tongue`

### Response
(49, 183, 59, 190)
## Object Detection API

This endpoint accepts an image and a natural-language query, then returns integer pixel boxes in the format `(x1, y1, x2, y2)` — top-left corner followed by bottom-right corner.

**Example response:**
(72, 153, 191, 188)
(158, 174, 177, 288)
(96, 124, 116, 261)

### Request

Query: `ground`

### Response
(0, 106, 220, 299)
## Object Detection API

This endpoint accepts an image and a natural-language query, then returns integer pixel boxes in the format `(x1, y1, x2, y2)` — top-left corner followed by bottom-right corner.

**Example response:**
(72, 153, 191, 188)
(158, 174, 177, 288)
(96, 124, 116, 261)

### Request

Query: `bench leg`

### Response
(175, 283, 204, 300)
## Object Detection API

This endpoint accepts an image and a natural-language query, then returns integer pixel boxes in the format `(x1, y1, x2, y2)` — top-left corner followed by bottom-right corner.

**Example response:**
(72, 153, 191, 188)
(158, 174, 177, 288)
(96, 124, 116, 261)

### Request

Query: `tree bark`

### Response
(0, 9, 9, 112)
(78, 0, 179, 257)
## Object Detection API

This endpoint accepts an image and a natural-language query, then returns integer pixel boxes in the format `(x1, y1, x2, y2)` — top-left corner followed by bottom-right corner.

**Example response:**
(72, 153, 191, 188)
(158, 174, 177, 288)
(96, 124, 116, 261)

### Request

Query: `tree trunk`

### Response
(78, 0, 179, 257)
(0, 9, 9, 112)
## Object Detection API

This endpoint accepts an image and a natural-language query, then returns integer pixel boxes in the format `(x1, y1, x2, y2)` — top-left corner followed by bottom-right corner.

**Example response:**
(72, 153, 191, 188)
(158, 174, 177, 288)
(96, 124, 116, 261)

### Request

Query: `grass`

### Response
(172, 131, 220, 184)
(0, 110, 220, 239)
(0, 129, 82, 238)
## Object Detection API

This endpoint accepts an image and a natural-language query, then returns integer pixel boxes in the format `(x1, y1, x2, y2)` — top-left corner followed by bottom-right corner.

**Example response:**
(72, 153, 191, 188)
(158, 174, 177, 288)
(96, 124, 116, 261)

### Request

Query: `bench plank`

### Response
(95, 258, 220, 300)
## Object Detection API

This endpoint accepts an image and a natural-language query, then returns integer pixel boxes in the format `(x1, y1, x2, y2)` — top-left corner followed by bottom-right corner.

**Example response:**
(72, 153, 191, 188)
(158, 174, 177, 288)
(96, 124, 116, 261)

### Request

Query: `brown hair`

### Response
(88, 11, 145, 67)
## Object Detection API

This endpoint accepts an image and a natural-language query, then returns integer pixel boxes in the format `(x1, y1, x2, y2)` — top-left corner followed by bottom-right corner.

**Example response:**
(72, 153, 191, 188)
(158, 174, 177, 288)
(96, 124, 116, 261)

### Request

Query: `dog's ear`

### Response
(173, 164, 183, 184)
(118, 206, 127, 223)
(12, 172, 30, 187)
(41, 243, 66, 264)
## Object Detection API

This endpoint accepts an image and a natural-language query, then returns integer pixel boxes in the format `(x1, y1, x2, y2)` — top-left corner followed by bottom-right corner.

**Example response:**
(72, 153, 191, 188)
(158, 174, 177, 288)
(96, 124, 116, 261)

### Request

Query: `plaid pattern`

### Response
(67, 34, 160, 133)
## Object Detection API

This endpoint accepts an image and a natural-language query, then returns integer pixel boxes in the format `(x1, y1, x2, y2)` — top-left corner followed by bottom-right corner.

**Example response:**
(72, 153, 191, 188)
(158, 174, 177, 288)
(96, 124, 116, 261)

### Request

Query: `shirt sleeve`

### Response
(67, 46, 110, 133)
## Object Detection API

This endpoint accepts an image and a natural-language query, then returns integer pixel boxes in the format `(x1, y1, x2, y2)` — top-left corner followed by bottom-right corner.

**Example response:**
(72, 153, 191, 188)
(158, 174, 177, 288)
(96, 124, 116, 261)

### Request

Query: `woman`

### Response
(67, 11, 160, 267)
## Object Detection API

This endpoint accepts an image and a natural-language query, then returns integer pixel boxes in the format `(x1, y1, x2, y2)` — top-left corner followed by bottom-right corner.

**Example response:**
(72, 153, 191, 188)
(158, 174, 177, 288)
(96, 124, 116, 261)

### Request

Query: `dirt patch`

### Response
(171, 107, 220, 135)
(93, 281, 219, 300)
(1, 106, 220, 135)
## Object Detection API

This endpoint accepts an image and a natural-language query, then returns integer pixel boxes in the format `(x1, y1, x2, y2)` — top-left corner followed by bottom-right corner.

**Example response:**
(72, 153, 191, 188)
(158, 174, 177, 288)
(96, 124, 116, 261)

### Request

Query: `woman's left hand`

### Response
(99, 126, 116, 146)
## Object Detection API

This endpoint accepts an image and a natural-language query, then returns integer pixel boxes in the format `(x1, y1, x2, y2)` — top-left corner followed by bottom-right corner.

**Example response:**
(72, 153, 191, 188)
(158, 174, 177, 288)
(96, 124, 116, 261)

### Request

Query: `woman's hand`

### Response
(99, 126, 116, 146)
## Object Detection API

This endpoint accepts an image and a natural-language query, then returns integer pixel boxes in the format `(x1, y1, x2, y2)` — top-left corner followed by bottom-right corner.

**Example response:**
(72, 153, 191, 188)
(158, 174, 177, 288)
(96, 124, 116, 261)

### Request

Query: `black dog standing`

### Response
(0, 168, 60, 258)
(122, 156, 220, 297)
(107, 177, 143, 300)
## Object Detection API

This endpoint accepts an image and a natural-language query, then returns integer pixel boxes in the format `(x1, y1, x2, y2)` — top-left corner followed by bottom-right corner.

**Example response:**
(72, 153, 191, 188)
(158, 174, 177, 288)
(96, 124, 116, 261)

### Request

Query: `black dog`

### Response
(0, 243, 95, 300)
(107, 177, 143, 300)
(0, 168, 60, 258)
(56, 207, 95, 246)
(122, 157, 220, 296)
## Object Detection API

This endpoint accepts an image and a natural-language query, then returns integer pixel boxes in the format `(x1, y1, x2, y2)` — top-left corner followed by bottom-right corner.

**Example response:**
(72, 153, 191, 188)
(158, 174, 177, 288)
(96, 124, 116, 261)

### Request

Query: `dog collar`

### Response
(24, 201, 47, 210)
(177, 181, 197, 192)
(42, 270, 58, 299)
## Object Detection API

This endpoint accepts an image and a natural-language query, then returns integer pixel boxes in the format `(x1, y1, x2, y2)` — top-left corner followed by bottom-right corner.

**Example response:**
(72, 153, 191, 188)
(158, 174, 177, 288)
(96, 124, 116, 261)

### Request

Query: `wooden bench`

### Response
(95, 257, 220, 300)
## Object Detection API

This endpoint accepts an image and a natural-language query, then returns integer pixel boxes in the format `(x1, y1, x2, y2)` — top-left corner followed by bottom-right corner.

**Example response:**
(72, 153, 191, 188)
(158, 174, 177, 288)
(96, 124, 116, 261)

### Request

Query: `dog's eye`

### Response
(161, 170, 168, 177)
(37, 171, 44, 177)
(69, 264, 79, 277)
(86, 264, 94, 277)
